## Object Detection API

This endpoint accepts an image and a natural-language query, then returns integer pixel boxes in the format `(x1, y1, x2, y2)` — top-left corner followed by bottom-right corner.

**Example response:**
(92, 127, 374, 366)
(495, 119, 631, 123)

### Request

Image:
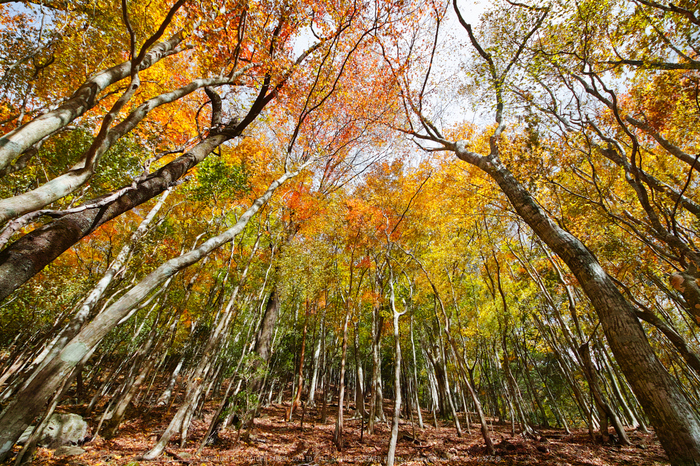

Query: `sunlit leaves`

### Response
(190, 154, 250, 204)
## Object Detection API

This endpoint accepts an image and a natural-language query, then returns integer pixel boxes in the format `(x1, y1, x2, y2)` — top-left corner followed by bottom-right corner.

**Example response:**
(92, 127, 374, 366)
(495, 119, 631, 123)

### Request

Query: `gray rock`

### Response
(17, 414, 88, 448)
(42, 414, 88, 448)
(53, 446, 86, 457)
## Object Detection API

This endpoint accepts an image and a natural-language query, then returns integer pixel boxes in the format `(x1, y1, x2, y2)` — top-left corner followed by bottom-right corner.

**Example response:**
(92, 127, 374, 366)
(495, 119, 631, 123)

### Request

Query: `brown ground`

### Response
(25, 402, 669, 466)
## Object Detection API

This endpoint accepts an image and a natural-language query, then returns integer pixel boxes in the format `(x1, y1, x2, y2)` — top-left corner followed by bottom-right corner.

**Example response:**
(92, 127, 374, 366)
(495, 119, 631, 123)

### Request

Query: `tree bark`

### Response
(252, 290, 281, 388)
(387, 270, 404, 466)
(287, 303, 309, 421)
(334, 310, 350, 451)
(409, 314, 424, 429)
(0, 34, 184, 172)
(454, 144, 700, 464)
(368, 300, 383, 434)
(308, 314, 324, 407)
(353, 321, 367, 419)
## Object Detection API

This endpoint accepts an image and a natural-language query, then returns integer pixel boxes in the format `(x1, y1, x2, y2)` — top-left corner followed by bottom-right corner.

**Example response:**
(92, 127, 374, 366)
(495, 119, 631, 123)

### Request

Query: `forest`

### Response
(0, 0, 698, 465)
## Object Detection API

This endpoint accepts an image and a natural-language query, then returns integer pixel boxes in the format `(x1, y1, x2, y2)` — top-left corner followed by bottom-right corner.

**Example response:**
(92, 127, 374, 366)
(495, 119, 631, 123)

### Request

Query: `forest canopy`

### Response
(0, 0, 699, 465)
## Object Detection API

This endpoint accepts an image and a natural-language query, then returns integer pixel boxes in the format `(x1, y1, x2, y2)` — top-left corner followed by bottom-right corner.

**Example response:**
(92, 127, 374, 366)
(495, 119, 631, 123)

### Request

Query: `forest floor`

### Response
(26, 402, 669, 466)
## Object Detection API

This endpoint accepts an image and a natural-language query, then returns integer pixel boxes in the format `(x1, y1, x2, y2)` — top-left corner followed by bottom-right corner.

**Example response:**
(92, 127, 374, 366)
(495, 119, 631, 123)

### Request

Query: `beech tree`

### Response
(383, 1, 700, 463)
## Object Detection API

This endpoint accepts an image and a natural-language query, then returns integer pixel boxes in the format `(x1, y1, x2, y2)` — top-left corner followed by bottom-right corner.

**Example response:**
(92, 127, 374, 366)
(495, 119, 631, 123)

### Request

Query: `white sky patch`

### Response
(292, 24, 320, 59)
(453, 0, 488, 23)
(416, 0, 493, 134)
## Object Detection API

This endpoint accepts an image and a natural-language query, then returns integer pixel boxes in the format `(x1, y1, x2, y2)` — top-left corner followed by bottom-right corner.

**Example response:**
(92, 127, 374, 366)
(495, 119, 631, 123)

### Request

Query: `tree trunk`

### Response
(368, 302, 383, 434)
(387, 272, 403, 466)
(454, 146, 700, 463)
(334, 310, 350, 451)
(409, 314, 424, 429)
(156, 356, 184, 407)
(353, 321, 367, 419)
(308, 314, 324, 407)
(287, 303, 309, 421)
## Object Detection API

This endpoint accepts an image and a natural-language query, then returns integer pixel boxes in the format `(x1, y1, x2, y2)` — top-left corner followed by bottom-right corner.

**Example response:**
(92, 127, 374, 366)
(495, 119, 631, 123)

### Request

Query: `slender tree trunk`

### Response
(424, 344, 446, 417)
(156, 356, 184, 407)
(308, 313, 324, 407)
(427, 367, 439, 429)
(368, 302, 383, 434)
(440, 354, 462, 435)
(353, 321, 367, 419)
(288, 303, 309, 421)
(321, 366, 329, 424)
(409, 315, 424, 429)
(387, 271, 404, 466)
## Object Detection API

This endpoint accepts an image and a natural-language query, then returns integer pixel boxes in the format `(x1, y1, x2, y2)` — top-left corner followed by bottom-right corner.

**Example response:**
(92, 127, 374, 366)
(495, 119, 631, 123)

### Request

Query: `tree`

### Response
(0, 0, 408, 458)
(3, 0, 700, 463)
(0, 0, 326, 300)
(387, 0, 700, 463)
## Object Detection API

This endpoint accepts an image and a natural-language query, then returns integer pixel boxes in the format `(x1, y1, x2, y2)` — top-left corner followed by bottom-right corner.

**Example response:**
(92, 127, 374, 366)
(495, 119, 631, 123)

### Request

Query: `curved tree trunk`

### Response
(454, 145, 700, 464)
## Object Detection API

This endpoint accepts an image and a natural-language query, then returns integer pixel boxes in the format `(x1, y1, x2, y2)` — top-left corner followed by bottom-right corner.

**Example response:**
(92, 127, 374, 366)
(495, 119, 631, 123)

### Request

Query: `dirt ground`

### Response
(25, 402, 669, 466)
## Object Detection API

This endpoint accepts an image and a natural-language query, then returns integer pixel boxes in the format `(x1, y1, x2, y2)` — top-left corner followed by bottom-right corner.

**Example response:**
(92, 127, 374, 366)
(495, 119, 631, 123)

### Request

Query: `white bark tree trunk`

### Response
(0, 34, 184, 172)
(387, 267, 404, 466)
